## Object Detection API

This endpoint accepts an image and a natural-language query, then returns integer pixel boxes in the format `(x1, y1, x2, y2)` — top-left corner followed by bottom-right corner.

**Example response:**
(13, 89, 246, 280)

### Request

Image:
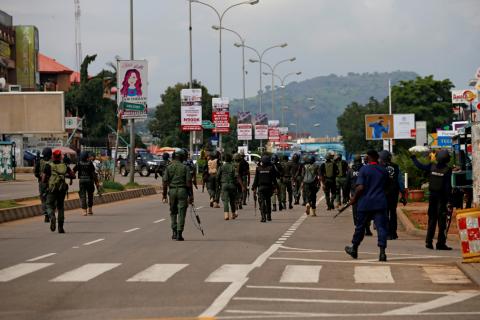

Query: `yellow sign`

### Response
(0, 40, 10, 58)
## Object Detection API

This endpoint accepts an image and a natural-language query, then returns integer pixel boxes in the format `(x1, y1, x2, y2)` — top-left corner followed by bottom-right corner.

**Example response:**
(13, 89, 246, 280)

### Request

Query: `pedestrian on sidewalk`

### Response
(252, 155, 278, 223)
(34, 147, 52, 223)
(302, 155, 321, 217)
(411, 149, 453, 250)
(73, 151, 98, 216)
(345, 150, 389, 262)
(346, 154, 373, 236)
(162, 149, 192, 241)
(42, 149, 75, 234)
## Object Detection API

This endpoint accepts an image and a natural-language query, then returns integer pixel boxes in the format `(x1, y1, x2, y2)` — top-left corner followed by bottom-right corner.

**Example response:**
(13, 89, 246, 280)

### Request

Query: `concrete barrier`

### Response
(0, 187, 157, 224)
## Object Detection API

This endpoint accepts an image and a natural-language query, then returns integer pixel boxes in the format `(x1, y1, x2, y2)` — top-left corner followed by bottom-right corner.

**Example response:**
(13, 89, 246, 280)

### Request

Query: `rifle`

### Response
(253, 190, 258, 216)
(333, 202, 351, 219)
(445, 205, 453, 240)
(190, 204, 205, 236)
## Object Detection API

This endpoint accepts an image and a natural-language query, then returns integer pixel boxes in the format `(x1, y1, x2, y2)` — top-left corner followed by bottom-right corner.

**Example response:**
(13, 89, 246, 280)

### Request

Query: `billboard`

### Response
(365, 114, 415, 140)
(15, 26, 39, 89)
(117, 60, 148, 119)
(180, 89, 202, 131)
(254, 113, 268, 140)
(268, 127, 280, 142)
(212, 97, 230, 133)
(237, 112, 252, 141)
(452, 89, 477, 105)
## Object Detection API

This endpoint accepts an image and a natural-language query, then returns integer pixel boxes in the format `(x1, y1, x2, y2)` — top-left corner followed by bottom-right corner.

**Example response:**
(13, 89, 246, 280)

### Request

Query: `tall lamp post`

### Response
(190, 0, 259, 151)
(212, 25, 246, 112)
(263, 71, 301, 126)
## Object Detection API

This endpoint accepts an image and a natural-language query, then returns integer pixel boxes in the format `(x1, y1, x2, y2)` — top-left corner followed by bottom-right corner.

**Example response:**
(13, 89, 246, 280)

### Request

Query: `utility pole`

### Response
(128, 0, 135, 184)
(189, 0, 194, 157)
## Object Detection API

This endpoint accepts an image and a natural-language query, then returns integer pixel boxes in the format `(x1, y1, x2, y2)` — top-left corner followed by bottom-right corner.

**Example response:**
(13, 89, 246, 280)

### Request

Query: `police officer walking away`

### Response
(42, 149, 75, 233)
(345, 150, 389, 261)
(379, 150, 407, 240)
(162, 149, 193, 241)
(346, 155, 373, 235)
(320, 152, 338, 210)
(239, 151, 250, 206)
(270, 154, 283, 211)
(218, 153, 245, 220)
(281, 155, 294, 209)
(34, 147, 52, 222)
(335, 154, 349, 207)
(303, 155, 321, 216)
(252, 155, 278, 222)
(73, 151, 99, 216)
(411, 149, 453, 250)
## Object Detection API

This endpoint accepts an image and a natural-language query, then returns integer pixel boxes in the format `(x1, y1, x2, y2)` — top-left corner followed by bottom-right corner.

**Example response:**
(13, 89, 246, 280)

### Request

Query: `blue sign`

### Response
(437, 136, 452, 147)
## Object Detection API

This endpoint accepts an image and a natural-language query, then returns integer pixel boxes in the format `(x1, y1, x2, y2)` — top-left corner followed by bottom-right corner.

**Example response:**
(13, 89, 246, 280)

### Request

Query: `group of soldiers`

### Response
(35, 148, 100, 234)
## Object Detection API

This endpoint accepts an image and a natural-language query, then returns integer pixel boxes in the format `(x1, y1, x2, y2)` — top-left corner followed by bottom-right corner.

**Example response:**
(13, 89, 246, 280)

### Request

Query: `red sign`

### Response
(212, 111, 230, 133)
(268, 128, 280, 142)
(410, 129, 416, 138)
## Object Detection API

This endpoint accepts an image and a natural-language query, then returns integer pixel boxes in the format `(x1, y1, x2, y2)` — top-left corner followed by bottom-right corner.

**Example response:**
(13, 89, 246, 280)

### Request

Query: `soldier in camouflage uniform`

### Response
(291, 153, 302, 205)
(218, 153, 245, 220)
(34, 147, 52, 223)
(280, 155, 294, 209)
(162, 149, 193, 241)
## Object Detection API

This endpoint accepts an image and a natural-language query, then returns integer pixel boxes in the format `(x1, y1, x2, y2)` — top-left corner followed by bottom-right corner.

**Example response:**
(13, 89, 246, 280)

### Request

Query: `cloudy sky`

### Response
(3, 0, 479, 107)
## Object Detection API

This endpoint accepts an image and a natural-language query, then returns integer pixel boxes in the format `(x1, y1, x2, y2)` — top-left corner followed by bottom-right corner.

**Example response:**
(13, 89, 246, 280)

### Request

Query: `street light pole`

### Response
(128, 0, 135, 184)
(264, 71, 302, 126)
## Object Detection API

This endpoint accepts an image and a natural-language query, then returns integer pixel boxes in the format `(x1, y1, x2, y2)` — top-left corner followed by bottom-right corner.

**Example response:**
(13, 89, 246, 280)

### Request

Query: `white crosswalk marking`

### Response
(50, 263, 121, 282)
(205, 264, 253, 283)
(354, 266, 394, 283)
(280, 265, 322, 283)
(423, 266, 471, 284)
(127, 264, 188, 282)
(0, 263, 53, 282)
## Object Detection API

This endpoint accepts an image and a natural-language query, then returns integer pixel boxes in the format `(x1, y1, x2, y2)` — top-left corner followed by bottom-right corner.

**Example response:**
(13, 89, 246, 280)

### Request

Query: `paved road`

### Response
(0, 173, 162, 200)
(0, 190, 479, 320)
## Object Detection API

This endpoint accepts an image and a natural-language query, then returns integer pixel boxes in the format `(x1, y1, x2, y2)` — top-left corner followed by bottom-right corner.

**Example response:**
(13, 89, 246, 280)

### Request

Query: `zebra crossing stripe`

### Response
(50, 263, 121, 282)
(205, 264, 253, 283)
(127, 264, 188, 282)
(0, 263, 53, 282)
(354, 266, 394, 283)
(280, 265, 322, 283)
(423, 266, 471, 284)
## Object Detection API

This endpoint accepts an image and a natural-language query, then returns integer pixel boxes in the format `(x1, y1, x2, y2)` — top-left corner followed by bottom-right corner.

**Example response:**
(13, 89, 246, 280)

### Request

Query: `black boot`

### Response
(289, 202, 293, 209)
(436, 243, 452, 250)
(272, 204, 277, 212)
(279, 203, 283, 211)
(238, 203, 243, 210)
(425, 242, 434, 249)
(260, 213, 266, 223)
(345, 245, 358, 259)
(50, 215, 56, 232)
(58, 222, 65, 234)
(44, 215, 50, 223)
(176, 231, 184, 241)
(379, 247, 387, 261)
(267, 213, 272, 221)
(171, 229, 177, 240)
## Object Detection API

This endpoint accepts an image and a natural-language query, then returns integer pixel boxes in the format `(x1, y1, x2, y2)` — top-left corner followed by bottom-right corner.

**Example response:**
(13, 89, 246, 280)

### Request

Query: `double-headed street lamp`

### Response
(236, 43, 288, 113)
(262, 71, 301, 126)
(190, 0, 259, 150)
(212, 25, 246, 112)
(250, 57, 296, 119)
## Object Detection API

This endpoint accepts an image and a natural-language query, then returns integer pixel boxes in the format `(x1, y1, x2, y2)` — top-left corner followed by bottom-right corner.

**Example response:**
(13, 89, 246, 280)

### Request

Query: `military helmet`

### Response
(41, 147, 52, 160)
(271, 154, 279, 163)
(353, 154, 362, 164)
(436, 150, 450, 164)
(292, 153, 299, 161)
(378, 150, 392, 162)
(326, 151, 335, 160)
(261, 155, 271, 165)
(173, 148, 186, 161)
(233, 153, 242, 161)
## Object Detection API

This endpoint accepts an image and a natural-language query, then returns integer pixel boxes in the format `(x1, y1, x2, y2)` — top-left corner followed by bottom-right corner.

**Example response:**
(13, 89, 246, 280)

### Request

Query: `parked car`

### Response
(118, 152, 164, 177)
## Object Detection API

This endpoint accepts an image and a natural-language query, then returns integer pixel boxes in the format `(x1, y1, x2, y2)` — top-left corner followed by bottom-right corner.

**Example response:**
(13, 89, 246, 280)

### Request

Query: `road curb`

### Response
(456, 261, 480, 286)
(0, 187, 157, 224)
(397, 207, 426, 238)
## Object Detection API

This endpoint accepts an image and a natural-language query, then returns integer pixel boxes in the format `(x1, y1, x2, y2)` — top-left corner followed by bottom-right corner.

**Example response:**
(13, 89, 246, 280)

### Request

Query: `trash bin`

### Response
(456, 208, 480, 263)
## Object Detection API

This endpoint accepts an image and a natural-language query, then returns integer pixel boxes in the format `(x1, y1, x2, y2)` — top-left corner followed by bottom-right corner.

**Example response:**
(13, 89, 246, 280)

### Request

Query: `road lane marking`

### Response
(50, 263, 121, 282)
(280, 265, 322, 283)
(246, 285, 453, 295)
(384, 291, 480, 315)
(26, 253, 56, 262)
(0, 263, 53, 282)
(233, 296, 413, 305)
(423, 266, 471, 284)
(127, 264, 188, 282)
(199, 212, 312, 318)
(206, 265, 253, 283)
(153, 219, 166, 223)
(83, 238, 104, 246)
(269, 257, 445, 267)
(124, 227, 140, 233)
(354, 266, 394, 283)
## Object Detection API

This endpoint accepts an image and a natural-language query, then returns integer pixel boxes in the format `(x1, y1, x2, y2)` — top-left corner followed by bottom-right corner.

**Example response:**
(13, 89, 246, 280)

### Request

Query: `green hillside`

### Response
(230, 71, 418, 136)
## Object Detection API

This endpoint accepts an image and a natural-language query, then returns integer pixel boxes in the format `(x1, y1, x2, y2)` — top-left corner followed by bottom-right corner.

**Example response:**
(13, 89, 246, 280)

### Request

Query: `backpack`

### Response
(303, 164, 316, 183)
(324, 161, 335, 179)
(48, 162, 68, 193)
(208, 159, 218, 175)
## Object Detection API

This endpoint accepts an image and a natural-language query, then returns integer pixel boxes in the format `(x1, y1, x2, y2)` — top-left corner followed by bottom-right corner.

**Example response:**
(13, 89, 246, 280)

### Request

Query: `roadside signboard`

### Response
(255, 113, 268, 140)
(452, 89, 477, 105)
(117, 60, 148, 119)
(202, 120, 215, 129)
(180, 88, 202, 131)
(212, 97, 230, 133)
(268, 127, 280, 142)
(365, 114, 415, 140)
(393, 114, 416, 139)
(237, 111, 252, 141)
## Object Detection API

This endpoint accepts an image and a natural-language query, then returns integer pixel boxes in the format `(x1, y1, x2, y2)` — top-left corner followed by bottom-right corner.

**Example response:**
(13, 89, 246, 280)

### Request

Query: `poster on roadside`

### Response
(117, 60, 148, 119)
(255, 113, 268, 140)
(237, 111, 252, 141)
(365, 114, 415, 140)
(268, 127, 280, 142)
(452, 89, 477, 105)
(212, 97, 230, 133)
(180, 88, 202, 131)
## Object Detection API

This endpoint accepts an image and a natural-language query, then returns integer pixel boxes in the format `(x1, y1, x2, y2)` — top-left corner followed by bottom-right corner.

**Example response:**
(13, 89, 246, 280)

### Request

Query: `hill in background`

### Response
(230, 71, 418, 136)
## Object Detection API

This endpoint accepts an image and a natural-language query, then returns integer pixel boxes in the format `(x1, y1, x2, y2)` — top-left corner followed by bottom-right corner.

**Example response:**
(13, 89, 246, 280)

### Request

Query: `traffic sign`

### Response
(202, 120, 215, 129)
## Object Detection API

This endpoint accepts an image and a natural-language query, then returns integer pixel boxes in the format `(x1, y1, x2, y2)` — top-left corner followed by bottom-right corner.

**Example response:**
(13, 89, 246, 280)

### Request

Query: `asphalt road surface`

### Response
(0, 190, 479, 320)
